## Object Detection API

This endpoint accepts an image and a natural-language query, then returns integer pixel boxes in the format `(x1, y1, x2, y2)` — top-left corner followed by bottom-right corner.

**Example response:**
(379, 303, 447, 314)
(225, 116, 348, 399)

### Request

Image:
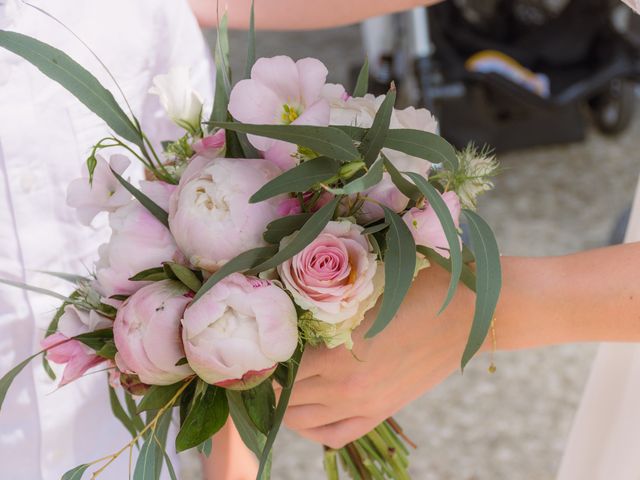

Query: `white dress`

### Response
(0, 1, 213, 478)
(557, 178, 640, 479)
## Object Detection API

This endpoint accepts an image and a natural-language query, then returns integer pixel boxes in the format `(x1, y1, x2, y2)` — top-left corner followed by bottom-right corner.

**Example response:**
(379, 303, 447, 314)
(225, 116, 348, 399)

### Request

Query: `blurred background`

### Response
(185, 1, 640, 478)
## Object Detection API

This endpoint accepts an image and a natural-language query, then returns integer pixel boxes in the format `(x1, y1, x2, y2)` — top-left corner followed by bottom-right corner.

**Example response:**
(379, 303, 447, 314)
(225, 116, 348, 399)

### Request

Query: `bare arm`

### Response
(281, 243, 640, 448)
(188, 0, 439, 30)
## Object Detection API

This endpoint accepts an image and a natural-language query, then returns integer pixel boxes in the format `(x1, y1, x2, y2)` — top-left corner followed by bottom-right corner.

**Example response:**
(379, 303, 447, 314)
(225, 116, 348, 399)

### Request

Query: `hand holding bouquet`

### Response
(0, 8, 500, 480)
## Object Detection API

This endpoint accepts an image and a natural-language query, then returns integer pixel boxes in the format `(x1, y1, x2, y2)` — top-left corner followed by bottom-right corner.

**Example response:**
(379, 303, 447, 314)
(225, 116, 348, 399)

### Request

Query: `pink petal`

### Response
(250, 56, 301, 103)
(296, 58, 329, 107)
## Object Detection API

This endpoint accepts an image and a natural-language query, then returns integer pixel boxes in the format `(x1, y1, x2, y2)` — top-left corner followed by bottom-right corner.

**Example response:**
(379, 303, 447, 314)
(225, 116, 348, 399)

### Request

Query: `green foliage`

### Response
(0, 353, 41, 410)
(163, 263, 202, 292)
(176, 385, 229, 452)
(365, 208, 416, 338)
(138, 382, 186, 413)
(241, 381, 276, 436)
(352, 58, 370, 97)
(328, 157, 384, 195)
(211, 122, 360, 163)
(385, 129, 458, 170)
(108, 385, 139, 439)
(61, 464, 90, 480)
(110, 169, 170, 228)
(359, 88, 395, 166)
(460, 210, 502, 370)
(263, 213, 313, 245)
(0, 31, 143, 149)
(245, 0, 256, 79)
(129, 267, 167, 282)
(250, 157, 340, 203)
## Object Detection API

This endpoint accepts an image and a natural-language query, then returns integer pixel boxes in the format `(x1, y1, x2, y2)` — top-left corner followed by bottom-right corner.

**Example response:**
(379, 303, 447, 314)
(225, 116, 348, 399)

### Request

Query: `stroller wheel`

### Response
(590, 79, 636, 135)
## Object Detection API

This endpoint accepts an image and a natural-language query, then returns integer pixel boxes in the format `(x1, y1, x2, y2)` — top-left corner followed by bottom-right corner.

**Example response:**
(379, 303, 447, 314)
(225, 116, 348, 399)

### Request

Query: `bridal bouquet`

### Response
(0, 9, 500, 480)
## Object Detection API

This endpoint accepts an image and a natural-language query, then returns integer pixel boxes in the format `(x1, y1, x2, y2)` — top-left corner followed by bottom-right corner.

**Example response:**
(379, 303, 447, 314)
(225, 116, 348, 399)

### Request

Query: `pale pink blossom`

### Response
(66, 154, 131, 225)
(113, 280, 194, 385)
(95, 181, 181, 299)
(192, 129, 226, 158)
(228, 56, 331, 170)
(182, 273, 298, 388)
(149, 66, 204, 133)
(168, 156, 283, 272)
(278, 220, 383, 348)
(40, 305, 112, 386)
(403, 191, 462, 258)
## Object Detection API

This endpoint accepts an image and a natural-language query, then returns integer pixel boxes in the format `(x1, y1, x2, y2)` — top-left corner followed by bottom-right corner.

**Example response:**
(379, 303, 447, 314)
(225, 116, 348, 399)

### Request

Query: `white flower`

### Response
(66, 154, 131, 226)
(149, 66, 204, 134)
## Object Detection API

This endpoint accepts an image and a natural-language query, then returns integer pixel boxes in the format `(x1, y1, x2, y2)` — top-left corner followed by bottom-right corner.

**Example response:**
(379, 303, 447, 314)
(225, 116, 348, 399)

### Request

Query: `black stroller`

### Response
(360, 0, 640, 151)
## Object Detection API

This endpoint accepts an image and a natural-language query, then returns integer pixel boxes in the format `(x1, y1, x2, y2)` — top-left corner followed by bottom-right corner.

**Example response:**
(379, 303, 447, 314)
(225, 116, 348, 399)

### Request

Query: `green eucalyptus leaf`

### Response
(244, 0, 256, 79)
(129, 267, 168, 282)
(125, 394, 145, 433)
(193, 246, 278, 303)
(263, 213, 313, 244)
(328, 156, 384, 195)
(256, 346, 304, 480)
(133, 429, 162, 480)
(226, 390, 265, 456)
(460, 209, 502, 370)
(163, 263, 202, 292)
(73, 328, 114, 351)
(0, 352, 41, 411)
(108, 385, 139, 439)
(61, 464, 90, 480)
(365, 208, 416, 338)
(138, 382, 185, 413)
(210, 13, 231, 124)
(250, 157, 340, 203)
(0, 277, 71, 302)
(383, 156, 421, 201)
(96, 341, 117, 360)
(334, 125, 367, 142)
(246, 197, 339, 275)
(362, 222, 389, 235)
(384, 129, 458, 170)
(211, 122, 360, 163)
(42, 355, 56, 381)
(197, 438, 213, 458)
(360, 88, 395, 165)
(405, 173, 462, 314)
(176, 385, 228, 452)
(417, 246, 477, 292)
(111, 169, 170, 229)
(241, 381, 276, 436)
(353, 58, 370, 97)
(36, 270, 90, 285)
(0, 31, 143, 148)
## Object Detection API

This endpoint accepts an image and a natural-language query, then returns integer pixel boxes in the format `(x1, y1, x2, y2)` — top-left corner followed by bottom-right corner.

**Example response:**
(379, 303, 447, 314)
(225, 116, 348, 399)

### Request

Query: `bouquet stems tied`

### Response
(324, 419, 415, 480)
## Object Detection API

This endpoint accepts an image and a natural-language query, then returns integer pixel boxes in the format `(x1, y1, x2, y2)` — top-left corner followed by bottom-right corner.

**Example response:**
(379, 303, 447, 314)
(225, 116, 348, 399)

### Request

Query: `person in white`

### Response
(0, 1, 253, 478)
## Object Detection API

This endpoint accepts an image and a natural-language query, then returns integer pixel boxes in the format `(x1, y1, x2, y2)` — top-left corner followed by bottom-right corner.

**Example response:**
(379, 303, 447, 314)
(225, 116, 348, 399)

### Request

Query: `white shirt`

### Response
(0, 1, 214, 478)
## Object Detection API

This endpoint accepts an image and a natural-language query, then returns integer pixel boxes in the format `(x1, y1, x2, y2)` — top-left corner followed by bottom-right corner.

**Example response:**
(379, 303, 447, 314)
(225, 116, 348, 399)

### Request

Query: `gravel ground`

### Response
(180, 25, 640, 480)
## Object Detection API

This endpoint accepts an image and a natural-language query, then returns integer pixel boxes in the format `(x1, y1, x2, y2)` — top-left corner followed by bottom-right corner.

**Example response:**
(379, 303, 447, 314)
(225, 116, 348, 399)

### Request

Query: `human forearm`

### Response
(495, 243, 640, 352)
(188, 0, 439, 30)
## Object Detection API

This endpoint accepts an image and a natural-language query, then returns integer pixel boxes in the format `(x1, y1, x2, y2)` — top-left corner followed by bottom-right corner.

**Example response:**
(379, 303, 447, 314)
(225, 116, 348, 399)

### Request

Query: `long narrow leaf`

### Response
(61, 464, 90, 480)
(241, 381, 276, 436)
(384, 129, 458, 170)
(108, 386, 139, 439)
(360, 88, 395, 165)
(211, 122, 360, 163)
(226, 391, 266, 457)
(0, 353, 41, 410)
(0, 31, 142, 148)
(111, 169, 169, 228)
(405, 173, 462, 313)
(460, 210, 501, 370)
(163, 263, 202, 292)
(250, 157, 340, 203)
(244, 0, 256, 79)
(133, 430, 162, 480)
(175, 385, 228, 452)
(35, 271, 89, 285)
(366, 208, 416, 338)
(263, 213, 312, 245)
(417, 246, 477, 292)
(210, 13, 232, 123)
(257, 346, 304, 479)
(0, 278, 69, 302)
(193, 246, 277, 303)
(352, 58, 370, 97)
(138, 383, 185, 413)
(382, 156, 421, 201)
(246, 197, 339, 275)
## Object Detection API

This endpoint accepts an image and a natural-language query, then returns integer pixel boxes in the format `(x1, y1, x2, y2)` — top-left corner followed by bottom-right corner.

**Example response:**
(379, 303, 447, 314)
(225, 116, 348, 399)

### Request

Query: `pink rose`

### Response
(66, 154, 131, 225)
(277, 220, 383, 348)
(95, 181, 181, 299)
(41, 305, 112, 386)
(182, 273, 298, 389)
(228, 56, 331, 170)
(168, 156, 284, 272)
(403, 191, 462, 258)
(113, 280, 194, 385)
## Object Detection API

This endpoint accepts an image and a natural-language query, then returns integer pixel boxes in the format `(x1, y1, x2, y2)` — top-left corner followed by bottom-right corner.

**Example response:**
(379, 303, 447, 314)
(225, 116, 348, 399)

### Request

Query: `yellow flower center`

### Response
(281, 104, 300, 124)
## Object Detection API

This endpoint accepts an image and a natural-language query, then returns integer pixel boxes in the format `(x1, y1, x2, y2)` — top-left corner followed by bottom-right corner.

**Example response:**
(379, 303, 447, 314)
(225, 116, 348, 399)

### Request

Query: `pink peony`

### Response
(66, 154, 131, 225)
(113, 280, 194, 386)
(95, 180, 181, 299)
(403, 191, 462, 258)
(358, 173, 410, 224)
(228, 56, 331, 170)
(277, 220, 383, 348)
(168, 156, 284, 272)
(182, 273, 298, 389)
(41, 305, 112, 386)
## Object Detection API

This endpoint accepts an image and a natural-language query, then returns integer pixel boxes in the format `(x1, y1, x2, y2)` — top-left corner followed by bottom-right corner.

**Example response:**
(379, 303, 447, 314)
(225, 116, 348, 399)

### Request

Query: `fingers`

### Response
(296, 416, 379, 449)
(283, 403, 353, 430)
